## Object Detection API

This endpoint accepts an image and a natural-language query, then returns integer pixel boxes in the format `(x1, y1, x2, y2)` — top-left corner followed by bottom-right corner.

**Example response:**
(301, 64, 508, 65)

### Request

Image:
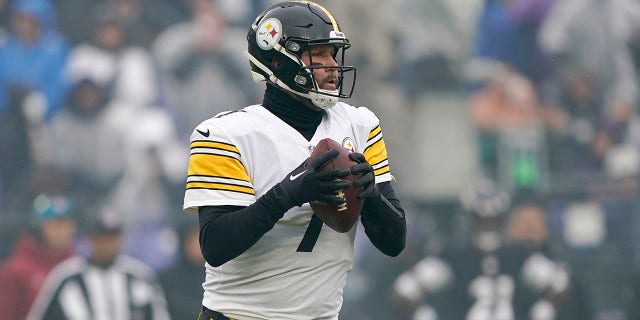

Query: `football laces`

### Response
(336, 189, 347, 211)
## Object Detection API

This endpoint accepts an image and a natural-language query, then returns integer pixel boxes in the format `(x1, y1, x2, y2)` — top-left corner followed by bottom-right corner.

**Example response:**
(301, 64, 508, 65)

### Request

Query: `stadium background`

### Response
(1, 0, 640, 319)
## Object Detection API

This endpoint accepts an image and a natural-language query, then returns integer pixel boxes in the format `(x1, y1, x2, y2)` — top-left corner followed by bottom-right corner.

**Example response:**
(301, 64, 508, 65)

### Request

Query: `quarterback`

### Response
(183, 1, 406, 319)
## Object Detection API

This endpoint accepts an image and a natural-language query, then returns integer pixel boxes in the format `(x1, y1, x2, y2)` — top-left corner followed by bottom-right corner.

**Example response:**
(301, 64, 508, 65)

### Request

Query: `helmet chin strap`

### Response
(244, 51, 340, 110)
(308, 89, 339, 110)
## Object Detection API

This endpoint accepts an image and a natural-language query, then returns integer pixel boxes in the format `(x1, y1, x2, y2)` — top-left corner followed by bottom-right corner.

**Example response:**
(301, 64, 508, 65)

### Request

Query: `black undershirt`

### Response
(198, 85, 406, 267)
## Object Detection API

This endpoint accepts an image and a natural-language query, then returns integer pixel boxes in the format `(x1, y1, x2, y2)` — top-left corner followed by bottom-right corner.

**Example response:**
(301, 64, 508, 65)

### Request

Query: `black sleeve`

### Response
(198, 187, 290, 267)
(360, 181, 406, 257)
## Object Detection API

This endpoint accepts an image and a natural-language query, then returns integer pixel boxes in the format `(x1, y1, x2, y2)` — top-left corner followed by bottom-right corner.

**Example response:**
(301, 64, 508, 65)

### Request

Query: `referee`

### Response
(26, 209, 170, 320)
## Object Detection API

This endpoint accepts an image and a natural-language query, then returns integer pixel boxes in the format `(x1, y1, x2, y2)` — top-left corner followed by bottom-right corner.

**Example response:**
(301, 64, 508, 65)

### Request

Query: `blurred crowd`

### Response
(0, 0, 640, 319)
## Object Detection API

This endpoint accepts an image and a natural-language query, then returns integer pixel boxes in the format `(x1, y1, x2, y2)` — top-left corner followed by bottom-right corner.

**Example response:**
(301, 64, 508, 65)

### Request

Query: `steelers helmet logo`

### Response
(256, 18, 282, 50)
(342, 137, 356, 153)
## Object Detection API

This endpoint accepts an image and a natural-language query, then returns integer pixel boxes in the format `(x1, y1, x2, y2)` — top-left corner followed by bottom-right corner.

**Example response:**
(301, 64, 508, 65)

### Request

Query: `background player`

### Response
(392, 180, 594, 320)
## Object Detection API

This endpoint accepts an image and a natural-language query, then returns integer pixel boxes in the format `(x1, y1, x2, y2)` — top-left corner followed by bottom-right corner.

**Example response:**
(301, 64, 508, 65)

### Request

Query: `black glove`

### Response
(274, 149, 351, 208)
(349, 153, 379, 200)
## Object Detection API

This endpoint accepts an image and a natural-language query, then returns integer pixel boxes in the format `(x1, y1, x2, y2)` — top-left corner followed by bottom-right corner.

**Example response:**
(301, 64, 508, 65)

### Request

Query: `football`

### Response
(309, 138, 363, 233)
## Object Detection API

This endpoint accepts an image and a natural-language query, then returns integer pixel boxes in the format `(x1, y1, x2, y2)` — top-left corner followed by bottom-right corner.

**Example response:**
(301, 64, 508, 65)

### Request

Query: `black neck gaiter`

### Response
(262, 85, 325, 141)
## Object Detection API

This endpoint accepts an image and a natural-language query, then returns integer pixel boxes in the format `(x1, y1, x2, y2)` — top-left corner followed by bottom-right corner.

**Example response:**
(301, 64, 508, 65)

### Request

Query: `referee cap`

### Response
(87, 207, 123, 236)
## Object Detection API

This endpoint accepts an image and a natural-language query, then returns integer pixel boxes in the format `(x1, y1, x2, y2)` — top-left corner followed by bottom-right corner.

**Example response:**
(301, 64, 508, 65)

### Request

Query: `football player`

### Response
(392, 181, 594, 320)
(182, 1, 406, 319)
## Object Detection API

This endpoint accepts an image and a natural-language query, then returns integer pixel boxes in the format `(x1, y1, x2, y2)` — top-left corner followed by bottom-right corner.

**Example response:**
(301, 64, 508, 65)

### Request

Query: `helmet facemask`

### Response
(291, 41, 356, 109)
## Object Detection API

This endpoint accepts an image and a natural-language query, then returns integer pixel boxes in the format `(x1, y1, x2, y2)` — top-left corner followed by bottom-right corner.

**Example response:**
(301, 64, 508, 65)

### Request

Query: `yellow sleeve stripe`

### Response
(363, 138, 388, 167)
(367, 125, 382, 141)
(373, 165, 390, 176)
(185, 181, 255, 195)
(187, 153, 251, 182)
(190, 140, 240, 154)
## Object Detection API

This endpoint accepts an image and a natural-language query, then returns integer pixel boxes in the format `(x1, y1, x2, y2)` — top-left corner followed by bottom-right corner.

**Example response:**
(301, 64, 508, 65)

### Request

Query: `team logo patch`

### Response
(342, 137, 356, 153)
(256, 18, 282, 50)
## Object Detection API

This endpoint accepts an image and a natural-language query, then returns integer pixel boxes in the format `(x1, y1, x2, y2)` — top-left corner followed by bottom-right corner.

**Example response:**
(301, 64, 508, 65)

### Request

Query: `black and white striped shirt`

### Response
(27, 255, 170, 320)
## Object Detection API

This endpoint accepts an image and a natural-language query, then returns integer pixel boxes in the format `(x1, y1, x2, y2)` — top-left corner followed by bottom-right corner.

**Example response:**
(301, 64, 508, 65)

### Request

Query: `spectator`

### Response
(472, 0, 523, 77)
(64, 9, 158, 107)
(49, 64, 124, 213)
(469, 1, 557, 191)
(0, 193, 76, 320)
(468, 65, 546, 187)
(0, 0, 69, 118)
(543, 67, 605, 172)
(472, 0, 556, 88)
(152, 0, 260, 138)
(159, 221, 205, 320)
(470, 66, 541, 133)
(52, 19, 187, 270)
(545, 64, 640, 180)
(539, 0, 640, 114)
(27, 207, 170, 320)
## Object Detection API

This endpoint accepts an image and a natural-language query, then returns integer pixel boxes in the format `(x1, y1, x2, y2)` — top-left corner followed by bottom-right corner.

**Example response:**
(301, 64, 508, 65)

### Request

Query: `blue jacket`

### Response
(0, 0, 69, 118)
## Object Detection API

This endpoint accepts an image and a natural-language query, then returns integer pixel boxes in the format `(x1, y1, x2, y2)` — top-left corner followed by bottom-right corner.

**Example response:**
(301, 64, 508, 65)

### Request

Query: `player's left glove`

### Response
(349, 153, 380, 200)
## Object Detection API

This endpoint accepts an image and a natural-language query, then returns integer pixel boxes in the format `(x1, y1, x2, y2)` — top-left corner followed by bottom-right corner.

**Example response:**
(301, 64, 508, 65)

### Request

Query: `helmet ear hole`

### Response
(285, 40, 302, 53)
(269, 58, 283, 68)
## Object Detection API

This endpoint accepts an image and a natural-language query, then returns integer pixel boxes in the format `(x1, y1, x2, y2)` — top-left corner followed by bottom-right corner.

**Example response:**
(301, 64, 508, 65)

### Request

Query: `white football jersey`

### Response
(183, 102, 392, 319)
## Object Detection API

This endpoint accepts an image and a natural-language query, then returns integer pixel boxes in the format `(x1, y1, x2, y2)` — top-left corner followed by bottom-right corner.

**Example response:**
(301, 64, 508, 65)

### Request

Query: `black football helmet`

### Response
(459, 177, 511, 252)
(245, 1, 356, 109)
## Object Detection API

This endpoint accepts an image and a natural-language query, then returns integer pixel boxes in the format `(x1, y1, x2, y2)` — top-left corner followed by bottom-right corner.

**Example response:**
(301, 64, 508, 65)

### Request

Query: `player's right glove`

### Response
(273, 149, 351, 208)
